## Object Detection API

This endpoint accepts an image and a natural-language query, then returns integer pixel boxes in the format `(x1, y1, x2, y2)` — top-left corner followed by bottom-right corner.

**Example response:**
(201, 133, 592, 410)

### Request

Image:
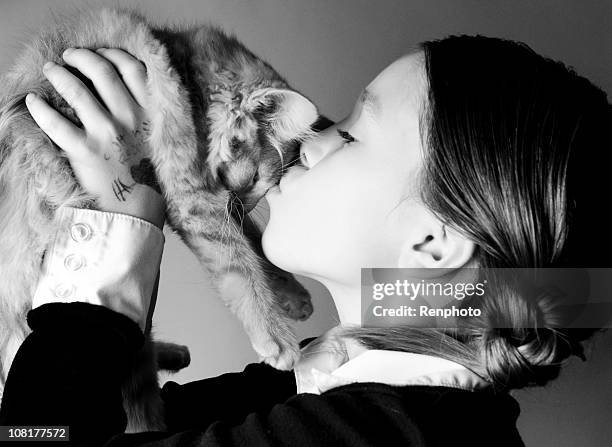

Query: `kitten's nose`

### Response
(218, 159, 259, 193)
(236, 170, 259, 194)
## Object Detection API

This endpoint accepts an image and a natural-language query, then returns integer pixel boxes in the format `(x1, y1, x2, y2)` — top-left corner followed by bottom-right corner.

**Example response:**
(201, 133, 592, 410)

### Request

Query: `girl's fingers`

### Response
(25, 93, 85, 154)
(42, 61, 109, 131)
(96, 48, 149, 108)
(61, 48, 139, 122)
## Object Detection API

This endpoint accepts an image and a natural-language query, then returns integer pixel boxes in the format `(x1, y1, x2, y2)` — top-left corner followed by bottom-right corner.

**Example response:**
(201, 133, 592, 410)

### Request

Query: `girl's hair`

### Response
(340, 35, 611, 391)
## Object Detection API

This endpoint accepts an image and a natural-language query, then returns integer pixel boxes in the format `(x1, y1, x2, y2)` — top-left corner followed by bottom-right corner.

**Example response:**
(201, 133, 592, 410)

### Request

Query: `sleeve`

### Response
(0, 206, 308, 446)
(0, 302, 145, 443)
(32, 206, 165, 331)
(160, 352, 305, 433)
(0, 302, 381, 447)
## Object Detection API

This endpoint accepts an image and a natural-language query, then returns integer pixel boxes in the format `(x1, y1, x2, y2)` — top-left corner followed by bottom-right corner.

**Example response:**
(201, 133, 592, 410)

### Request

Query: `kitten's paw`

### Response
(270, 273, 314, 321)
(251, 323, 300, 370)
(154, 342, 191, 372)
(279, 294, 313, 321)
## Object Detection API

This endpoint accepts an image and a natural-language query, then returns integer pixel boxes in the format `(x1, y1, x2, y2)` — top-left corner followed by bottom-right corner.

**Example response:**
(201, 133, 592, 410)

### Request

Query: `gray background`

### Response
(1, 1, 610, 445)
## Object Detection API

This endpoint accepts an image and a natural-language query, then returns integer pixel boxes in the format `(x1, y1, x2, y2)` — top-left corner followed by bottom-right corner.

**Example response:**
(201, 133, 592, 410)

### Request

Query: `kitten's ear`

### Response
(248, 88, 318, 141)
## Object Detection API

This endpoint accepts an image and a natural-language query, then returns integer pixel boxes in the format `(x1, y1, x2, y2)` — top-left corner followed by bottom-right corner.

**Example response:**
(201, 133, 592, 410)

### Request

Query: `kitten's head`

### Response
(207, 86, 318, 212)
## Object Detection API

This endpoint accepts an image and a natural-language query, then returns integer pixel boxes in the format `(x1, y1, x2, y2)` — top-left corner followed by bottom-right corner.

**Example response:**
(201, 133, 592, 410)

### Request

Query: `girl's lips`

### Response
(279, 166, 307, 191)
(266, 184, 280, 196)
(267, 166, 306, 199)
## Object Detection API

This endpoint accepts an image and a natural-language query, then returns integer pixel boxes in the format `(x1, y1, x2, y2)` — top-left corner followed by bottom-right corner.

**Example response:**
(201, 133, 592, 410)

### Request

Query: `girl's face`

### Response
(262, 52, 429, 291)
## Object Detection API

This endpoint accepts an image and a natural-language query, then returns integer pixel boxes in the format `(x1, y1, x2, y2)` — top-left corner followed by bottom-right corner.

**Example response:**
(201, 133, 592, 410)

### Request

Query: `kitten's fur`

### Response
(0, 8, 316, 431)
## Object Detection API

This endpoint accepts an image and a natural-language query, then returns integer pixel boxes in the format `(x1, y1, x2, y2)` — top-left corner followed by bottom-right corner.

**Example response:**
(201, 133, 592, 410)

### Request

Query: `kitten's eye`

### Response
(337, 129, 356, 145)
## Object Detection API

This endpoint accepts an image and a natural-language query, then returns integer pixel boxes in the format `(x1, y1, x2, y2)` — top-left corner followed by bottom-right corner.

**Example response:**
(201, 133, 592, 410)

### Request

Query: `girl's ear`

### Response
(248, 88, 318, 141)
(397, 208, 475, 269)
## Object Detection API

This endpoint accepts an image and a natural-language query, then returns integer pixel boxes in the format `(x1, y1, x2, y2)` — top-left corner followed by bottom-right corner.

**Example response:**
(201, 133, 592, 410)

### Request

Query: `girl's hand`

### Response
(25, 48, 165, 229)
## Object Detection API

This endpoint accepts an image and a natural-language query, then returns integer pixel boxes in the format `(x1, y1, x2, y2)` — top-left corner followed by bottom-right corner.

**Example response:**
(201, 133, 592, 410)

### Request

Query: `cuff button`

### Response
(64, 253, 86, 271)
(71, 222, 92, 242)
(53, 282, 75, 299)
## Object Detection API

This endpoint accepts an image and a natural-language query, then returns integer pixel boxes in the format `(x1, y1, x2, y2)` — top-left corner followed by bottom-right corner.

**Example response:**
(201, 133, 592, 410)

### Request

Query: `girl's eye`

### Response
(337, 129, 356, 145)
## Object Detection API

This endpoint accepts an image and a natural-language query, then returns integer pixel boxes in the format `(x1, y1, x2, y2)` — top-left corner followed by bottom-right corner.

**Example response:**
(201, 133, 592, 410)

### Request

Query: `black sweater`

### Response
(0, 303, 525, 446)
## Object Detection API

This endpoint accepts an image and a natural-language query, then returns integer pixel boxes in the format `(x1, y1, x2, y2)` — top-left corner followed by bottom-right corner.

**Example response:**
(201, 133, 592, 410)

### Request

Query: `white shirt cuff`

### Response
(32, 206, 165, 331)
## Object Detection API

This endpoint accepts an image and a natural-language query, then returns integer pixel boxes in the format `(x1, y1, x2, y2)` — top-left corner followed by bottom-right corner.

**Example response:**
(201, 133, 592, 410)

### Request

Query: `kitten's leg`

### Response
(154, 341, 191, 372)
(241, 215, 313, 321)
(215, 268, 298, 369)
(170, 197, 299, 370)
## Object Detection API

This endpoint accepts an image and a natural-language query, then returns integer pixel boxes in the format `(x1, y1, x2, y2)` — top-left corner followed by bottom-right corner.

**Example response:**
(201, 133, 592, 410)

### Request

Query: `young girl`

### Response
(0, 35, 609, 446)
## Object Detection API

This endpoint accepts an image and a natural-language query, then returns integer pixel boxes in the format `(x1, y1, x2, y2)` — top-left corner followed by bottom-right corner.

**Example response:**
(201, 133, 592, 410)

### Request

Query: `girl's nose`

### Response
(299, 139, 326, 169)
(299, 116, 337, 169)
(300, 123, 341, 168)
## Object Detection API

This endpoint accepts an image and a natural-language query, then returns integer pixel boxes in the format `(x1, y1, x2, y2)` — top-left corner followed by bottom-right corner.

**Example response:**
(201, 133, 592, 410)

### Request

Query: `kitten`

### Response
(0, 7, 317, 431)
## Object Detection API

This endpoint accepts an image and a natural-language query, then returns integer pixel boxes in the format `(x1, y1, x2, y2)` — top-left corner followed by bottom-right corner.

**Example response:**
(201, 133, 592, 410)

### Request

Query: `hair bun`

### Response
(475, 276, 594, 390)
(483, 326, 563, 389)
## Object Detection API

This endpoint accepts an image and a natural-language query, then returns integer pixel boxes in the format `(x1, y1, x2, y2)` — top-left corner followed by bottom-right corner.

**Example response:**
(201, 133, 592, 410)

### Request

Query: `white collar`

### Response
(294, 331, 491, 395)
